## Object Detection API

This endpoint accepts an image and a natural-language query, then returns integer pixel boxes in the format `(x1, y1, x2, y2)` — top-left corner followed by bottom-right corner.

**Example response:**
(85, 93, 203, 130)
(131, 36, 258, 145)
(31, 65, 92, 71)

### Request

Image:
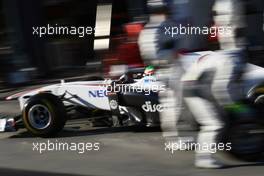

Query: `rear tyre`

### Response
(228, 121, 264, 161)
(22, 93, 67, 137)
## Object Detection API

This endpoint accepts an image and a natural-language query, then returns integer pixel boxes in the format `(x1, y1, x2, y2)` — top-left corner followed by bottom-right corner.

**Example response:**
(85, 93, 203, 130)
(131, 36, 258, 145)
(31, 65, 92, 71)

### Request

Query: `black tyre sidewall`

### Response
(23, 93, 66, 137)
(227, 122, 264, 161)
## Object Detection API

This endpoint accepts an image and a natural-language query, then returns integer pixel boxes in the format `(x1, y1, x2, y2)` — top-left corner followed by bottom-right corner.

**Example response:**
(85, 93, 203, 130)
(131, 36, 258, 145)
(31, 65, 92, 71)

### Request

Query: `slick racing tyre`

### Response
(22, 93, 67, 137)
(228, 122, 264, 161)
(248, 83, 264, 108)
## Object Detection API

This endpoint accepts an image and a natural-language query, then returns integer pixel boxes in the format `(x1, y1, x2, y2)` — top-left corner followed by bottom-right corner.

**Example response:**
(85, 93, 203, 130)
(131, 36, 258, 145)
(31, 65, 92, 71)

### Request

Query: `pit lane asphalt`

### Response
(0, 97, 264, 176)
(0, 117, 264, 175)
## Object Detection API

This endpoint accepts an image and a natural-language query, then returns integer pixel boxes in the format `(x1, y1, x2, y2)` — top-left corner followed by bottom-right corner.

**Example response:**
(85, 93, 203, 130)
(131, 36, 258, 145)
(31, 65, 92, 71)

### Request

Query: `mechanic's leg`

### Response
(211, 53, 245, 106)
(184, 97, 225, 168)
(160, 62, 183, 139)
(160, 89, 181, 138)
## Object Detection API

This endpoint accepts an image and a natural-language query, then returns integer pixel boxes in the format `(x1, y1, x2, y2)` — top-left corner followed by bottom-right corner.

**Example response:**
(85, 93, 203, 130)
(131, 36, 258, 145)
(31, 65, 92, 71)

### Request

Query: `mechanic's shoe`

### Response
(195, 154, 226, 169)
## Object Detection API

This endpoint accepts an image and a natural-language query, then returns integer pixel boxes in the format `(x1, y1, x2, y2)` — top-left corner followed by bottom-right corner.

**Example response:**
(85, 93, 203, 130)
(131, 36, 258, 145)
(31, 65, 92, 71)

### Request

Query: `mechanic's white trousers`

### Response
(184, 97, 224, 154)
(160, 89, 181, 137)
(160, 61, 183, 138)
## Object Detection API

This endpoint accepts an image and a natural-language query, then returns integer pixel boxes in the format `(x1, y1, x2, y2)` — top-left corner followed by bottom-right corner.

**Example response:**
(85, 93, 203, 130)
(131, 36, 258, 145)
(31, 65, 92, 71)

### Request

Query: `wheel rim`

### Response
(28, 104, 51, 130)
(255, 95, 264, 105)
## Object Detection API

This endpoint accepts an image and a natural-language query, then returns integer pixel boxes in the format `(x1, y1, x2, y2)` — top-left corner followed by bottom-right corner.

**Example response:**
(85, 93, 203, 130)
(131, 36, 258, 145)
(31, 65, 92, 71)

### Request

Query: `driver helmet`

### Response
(144, 65, 155, 76)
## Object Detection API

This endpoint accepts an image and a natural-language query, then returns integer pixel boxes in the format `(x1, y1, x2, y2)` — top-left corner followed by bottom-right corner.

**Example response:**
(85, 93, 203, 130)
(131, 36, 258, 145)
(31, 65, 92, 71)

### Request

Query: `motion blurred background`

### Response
(0, 0, 263, 86)
(0, 1, 264, 174)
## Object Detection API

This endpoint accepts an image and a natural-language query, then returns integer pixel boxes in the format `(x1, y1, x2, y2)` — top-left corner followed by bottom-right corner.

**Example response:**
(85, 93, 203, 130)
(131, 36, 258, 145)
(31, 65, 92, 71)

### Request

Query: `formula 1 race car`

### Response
(5, 52, 264, 140)
(5, 68, 163, 137)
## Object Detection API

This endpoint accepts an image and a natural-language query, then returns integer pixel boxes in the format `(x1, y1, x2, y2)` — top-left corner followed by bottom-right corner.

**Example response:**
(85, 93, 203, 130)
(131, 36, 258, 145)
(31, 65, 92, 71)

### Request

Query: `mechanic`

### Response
(157, 0, 192, 146)
(180, 0, 249, 168)
(158, 0, 249, 169)
(182, 49, 246, 168)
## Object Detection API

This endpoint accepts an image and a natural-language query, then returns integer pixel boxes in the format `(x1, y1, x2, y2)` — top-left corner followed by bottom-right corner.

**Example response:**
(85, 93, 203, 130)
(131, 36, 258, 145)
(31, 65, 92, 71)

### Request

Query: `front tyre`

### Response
(22, 93, 67, 137)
